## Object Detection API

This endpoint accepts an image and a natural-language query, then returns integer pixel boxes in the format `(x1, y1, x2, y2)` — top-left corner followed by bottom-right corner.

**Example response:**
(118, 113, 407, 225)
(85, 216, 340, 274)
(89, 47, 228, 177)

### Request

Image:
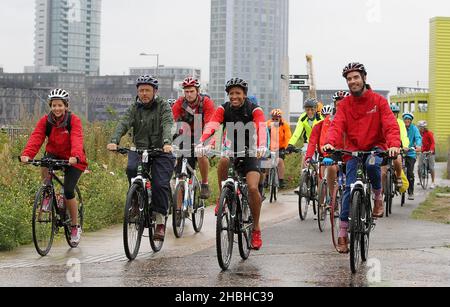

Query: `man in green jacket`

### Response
(107, 75, 175, 241)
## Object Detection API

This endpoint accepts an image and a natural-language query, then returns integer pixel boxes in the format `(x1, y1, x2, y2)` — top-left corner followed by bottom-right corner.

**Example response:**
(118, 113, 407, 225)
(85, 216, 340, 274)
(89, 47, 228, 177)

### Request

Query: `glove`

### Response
(323, 158, 334, 166)
(287, 144, 296, 154)
(303, 158, 311, 168)
(257, 146, 267, 159)
(195, 143, 211, 157)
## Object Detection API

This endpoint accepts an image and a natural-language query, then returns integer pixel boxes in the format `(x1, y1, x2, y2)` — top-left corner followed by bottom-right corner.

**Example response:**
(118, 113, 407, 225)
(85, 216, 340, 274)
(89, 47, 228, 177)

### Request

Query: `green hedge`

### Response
(0, 121, 128, 251)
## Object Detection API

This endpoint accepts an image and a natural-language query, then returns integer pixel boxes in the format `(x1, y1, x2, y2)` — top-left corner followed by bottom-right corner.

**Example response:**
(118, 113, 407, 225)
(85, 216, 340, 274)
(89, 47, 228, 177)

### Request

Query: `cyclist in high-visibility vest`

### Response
(287, 98, 323, 170)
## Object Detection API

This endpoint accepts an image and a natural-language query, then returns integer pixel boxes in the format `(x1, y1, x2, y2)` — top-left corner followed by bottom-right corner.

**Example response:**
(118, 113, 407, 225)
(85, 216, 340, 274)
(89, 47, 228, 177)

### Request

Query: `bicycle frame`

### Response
(174, 149, 201, 214)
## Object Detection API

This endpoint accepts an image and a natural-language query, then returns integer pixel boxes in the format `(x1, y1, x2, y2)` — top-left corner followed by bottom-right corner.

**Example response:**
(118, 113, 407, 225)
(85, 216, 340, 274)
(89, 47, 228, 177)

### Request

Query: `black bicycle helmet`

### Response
(225, 78, 248, 94)
(136, 75, 159, 89)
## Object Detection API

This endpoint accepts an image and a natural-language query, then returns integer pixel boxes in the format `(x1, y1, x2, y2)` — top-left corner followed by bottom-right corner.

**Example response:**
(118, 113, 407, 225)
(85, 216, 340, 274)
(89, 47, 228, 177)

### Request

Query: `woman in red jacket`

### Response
(21, 89, 87, 245)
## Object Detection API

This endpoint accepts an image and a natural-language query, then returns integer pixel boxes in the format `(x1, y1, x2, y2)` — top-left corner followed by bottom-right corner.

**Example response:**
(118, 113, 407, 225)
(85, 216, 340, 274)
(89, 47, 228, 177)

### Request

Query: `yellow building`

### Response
(390, 92, 430, 124)
(391, 17, 450, 158)
(429, 17, 450, 157)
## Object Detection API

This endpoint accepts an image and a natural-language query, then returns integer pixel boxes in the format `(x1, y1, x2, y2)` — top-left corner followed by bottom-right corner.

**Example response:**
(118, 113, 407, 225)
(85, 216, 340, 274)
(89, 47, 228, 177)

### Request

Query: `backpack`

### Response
(46, 112, 72, 137)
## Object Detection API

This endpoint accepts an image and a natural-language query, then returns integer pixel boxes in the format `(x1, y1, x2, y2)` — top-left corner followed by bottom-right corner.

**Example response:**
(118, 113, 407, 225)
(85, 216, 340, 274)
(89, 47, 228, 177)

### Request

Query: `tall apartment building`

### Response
(34, 0, 102, 76)
(209, 0, 289, 114)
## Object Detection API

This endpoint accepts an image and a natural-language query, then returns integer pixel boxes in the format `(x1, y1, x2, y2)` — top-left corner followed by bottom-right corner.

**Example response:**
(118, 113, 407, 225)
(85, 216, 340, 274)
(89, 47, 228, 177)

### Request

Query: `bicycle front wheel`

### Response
(172, 183, 186, 238)
(350, 190, 363, 274)
(32, 186, 56, 257)
(384, 170, 393, 217)
(360, 193, 373, 263)
(298, 172, 311, 221)
(269, 168, 278, 203)
(192, 182, 205, 233)
(216, 186, 234, 271)
(64, 186, 84, 248)
(123, 184, 145, 260)
(331, 187, 342, 252)
(419, 162, 429, 190)
(317, 180, 328, 233)
(238, 200, 253, 260)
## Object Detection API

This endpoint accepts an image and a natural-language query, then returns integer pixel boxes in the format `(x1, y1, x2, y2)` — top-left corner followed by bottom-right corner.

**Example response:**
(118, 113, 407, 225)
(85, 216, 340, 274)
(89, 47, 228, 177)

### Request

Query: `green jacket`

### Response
(111, 96, 174, 149)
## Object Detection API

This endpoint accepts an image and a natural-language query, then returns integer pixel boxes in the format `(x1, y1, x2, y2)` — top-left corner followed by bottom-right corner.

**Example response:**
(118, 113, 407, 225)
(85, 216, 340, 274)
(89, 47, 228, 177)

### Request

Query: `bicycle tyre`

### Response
(420, 161, 429, 190)
(172, 183, 186, 238)
(298, 172, 310, 221)
(192, 182, 205, 233)
(350, 190, 362, 274)
(317, 180, 328, 233)
(385, 169, 393, 218)
(331, 187, 342, 252)
(64, 186, 84, 248)
(311, 175, 318, 216)
(123, 184, 145, 260)
(270, 168, 278, 203)
(238, 199, 253, 260)
(32, 186, 56, 257)
(216, 186, 234, 271)
(360, 192, 372, 263)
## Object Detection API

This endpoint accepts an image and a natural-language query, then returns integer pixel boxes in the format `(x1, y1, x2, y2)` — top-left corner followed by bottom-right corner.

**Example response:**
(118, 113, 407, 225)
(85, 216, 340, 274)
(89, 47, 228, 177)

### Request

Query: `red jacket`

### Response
(421, 130, 435, 153)
(306, 116, 346, 160)
(22, 113, 88, 172)
(172, 95, 216, 139)
(326, 89, 401, 152)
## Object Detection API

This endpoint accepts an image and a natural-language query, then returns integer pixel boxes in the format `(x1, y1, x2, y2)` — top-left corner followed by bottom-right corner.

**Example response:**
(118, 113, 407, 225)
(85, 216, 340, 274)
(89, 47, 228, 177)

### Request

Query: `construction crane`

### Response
(306, 54, 317, 99)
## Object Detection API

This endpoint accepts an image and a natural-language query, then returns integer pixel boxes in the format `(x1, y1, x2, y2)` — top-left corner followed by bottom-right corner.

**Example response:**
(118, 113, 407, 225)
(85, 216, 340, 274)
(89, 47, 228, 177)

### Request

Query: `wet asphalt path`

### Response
(0, 164, 449, 287)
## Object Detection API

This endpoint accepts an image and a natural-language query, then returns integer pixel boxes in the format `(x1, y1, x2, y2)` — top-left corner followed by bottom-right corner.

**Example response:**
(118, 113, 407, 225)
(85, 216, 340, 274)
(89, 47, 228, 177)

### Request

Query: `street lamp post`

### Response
(139, 53, 159, 77)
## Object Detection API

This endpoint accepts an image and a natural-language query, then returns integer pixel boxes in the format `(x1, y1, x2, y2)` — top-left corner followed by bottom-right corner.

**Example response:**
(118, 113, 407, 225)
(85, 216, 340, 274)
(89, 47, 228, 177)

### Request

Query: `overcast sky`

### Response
(1, 0, 449, 97)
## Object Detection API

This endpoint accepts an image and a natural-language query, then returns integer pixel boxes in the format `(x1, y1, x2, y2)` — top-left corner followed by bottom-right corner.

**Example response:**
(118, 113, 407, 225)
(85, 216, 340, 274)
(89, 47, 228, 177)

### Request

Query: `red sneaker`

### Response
(251, 230, 263, 250)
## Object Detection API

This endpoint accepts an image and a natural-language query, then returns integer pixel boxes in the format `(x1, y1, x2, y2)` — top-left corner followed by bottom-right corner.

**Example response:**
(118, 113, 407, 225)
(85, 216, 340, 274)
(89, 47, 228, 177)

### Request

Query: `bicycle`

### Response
(330, 160, 346, 252)
(383, 154, 400, 217)
(419, 151, 433, 190)
(400, 150, 408, 207)
(329, 149, 383, 274)
(317, 158, 346, 238)
(267, 151, 283, 203)
(297, 154, 320, 221)
(212, 149, 254, 271)
(172, 146, 205, 238)
(20, 158, 83, 257)
(113, 147, 168, 260)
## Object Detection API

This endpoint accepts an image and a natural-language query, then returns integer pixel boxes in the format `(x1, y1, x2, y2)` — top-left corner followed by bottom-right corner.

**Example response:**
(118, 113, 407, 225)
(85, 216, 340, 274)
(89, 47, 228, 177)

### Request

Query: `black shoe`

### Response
(279, 179, 286, 189)
(200, 184, 211, 199)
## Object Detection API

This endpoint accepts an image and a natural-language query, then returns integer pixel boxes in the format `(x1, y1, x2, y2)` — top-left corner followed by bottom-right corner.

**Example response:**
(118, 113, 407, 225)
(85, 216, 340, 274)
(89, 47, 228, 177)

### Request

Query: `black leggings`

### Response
(62, 167, 83, 199)
(44, 154, 82, 200)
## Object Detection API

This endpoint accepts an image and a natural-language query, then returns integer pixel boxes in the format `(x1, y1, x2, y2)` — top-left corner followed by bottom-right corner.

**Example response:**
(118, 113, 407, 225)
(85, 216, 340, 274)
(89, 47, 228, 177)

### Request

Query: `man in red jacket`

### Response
(323, 63, 401, 254)
(418, 121, 436, 189)
(21, 89, 87, 245)
(172, 77, 216, 199)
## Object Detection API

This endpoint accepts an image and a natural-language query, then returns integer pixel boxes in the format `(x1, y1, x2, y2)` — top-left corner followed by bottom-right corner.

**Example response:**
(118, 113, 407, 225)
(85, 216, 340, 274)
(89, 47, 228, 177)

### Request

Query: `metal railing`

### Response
(0, 126, 28, 141)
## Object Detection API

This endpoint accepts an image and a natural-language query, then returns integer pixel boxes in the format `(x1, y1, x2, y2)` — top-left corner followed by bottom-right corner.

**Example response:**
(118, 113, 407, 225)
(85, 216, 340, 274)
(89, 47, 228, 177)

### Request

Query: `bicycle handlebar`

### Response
(18, 156, 71, 168)
(113, 147, 164, 156)
(326, 149, 392, 160)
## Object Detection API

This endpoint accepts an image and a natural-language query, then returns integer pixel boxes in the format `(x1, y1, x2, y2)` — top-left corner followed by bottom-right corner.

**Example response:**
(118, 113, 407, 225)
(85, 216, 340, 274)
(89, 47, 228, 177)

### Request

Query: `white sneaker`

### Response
(71, 226, 82, 245)
(430, 184, 436, 190)
(408, 194, 415, 201)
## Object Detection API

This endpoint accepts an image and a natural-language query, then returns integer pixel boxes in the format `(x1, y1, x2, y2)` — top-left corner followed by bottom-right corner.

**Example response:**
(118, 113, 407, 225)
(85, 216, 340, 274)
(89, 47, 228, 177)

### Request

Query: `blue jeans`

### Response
(341, 155, 383, 222)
